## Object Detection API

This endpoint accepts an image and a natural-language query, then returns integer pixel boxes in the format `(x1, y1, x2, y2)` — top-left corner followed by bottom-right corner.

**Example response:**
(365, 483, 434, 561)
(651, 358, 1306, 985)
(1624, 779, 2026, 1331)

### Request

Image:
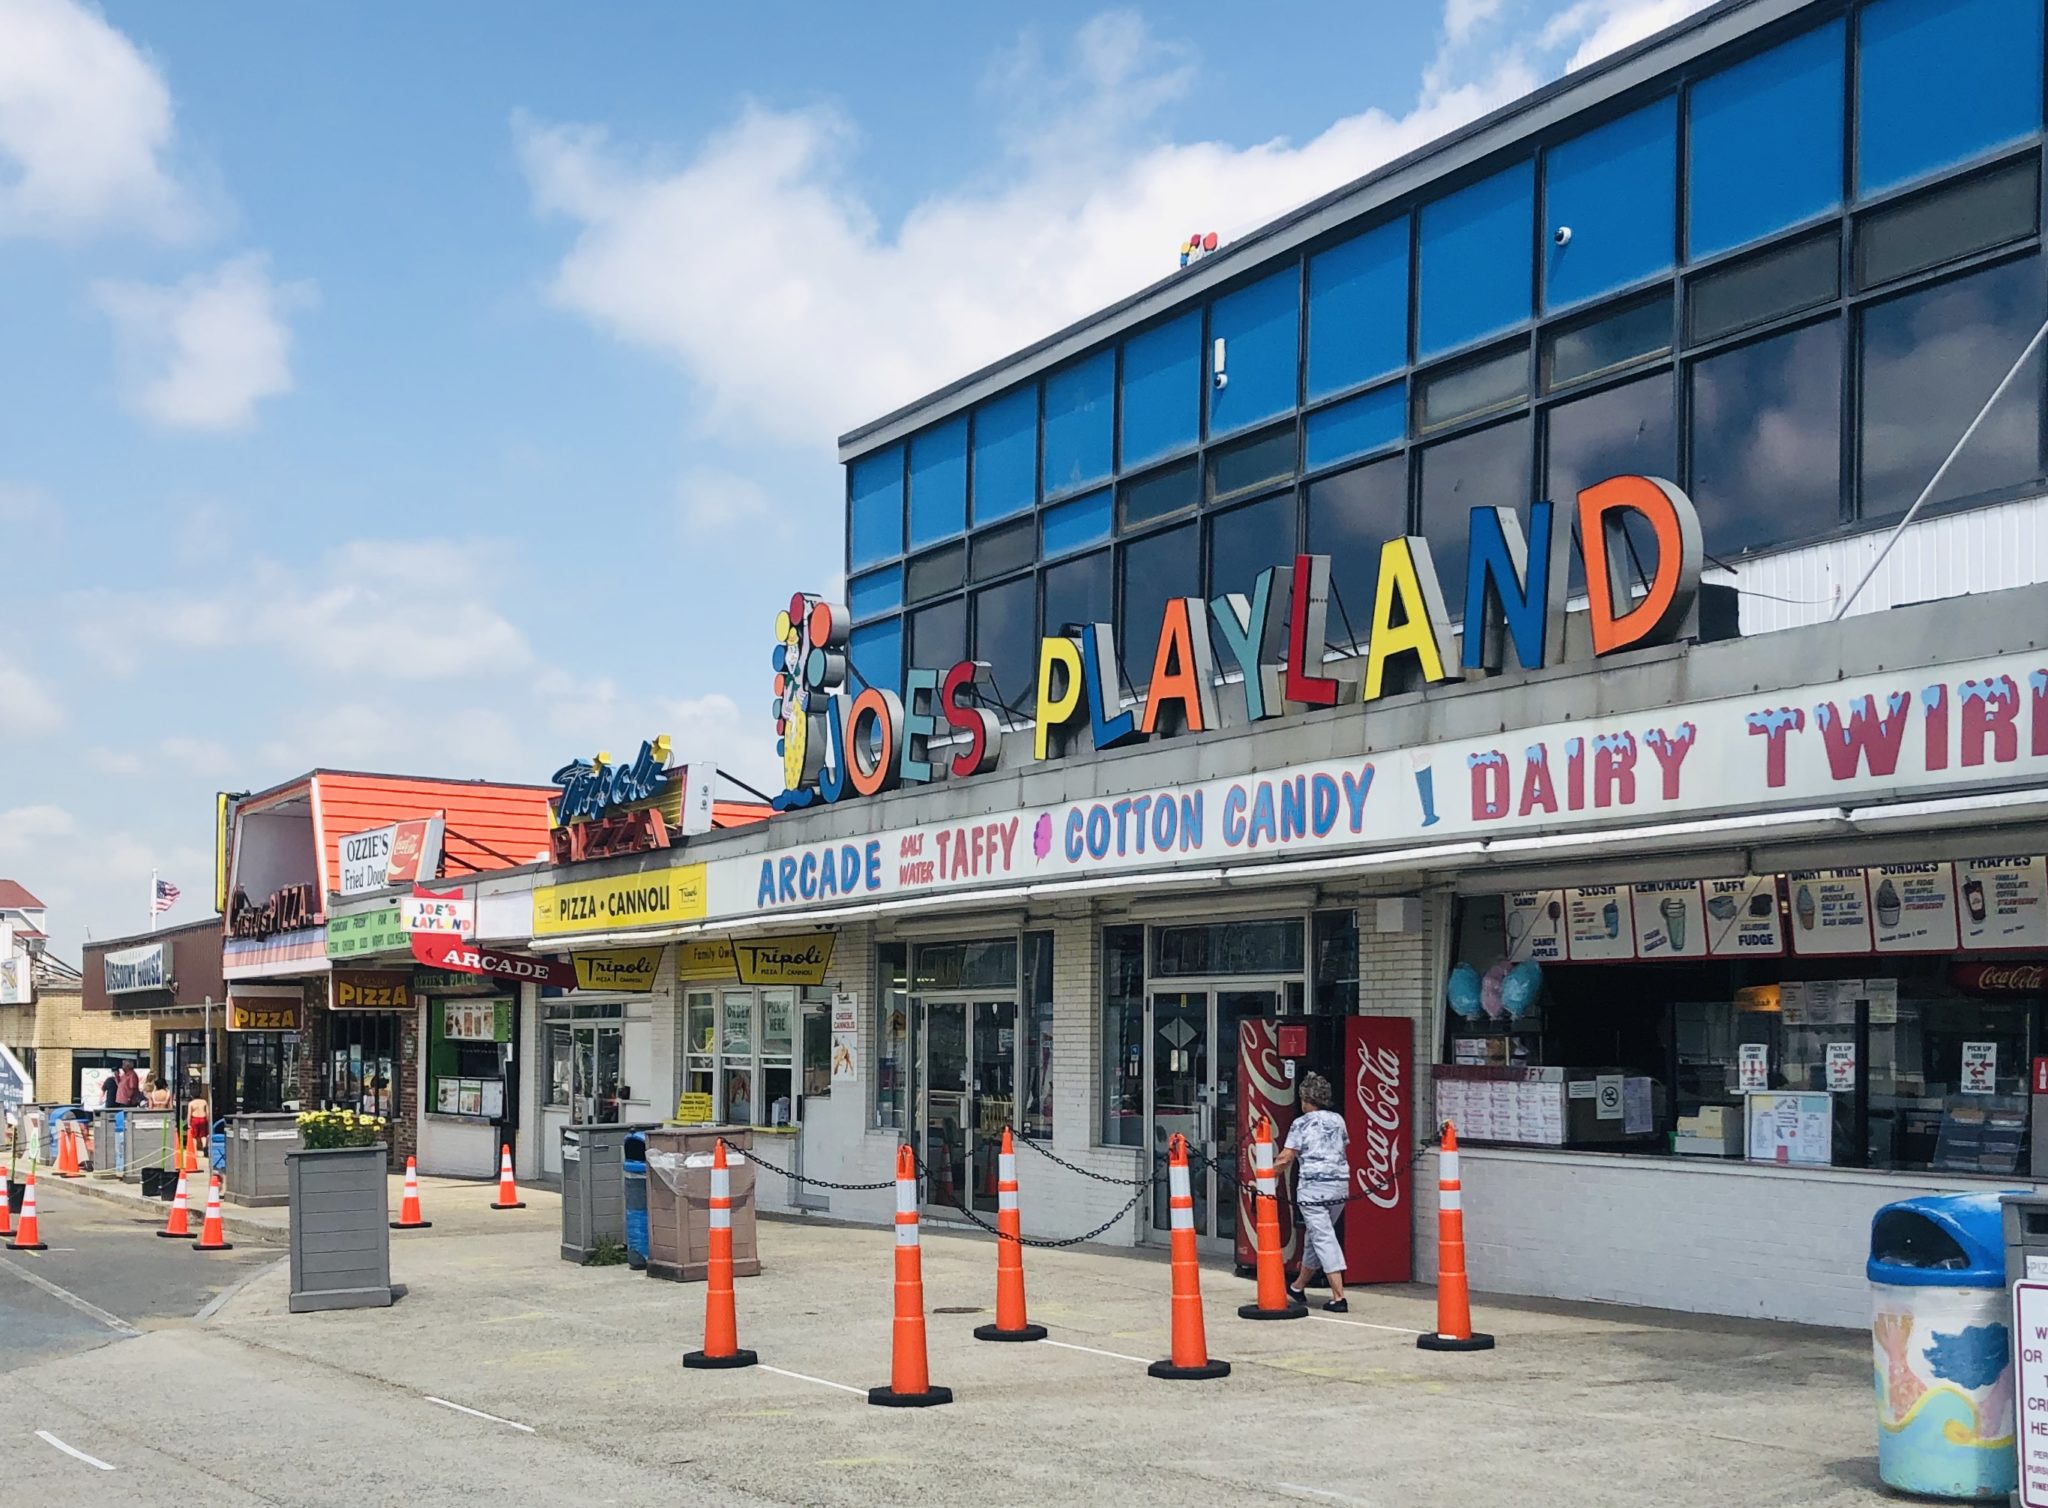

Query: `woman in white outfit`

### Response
(1274, 1071, 1349, 1312)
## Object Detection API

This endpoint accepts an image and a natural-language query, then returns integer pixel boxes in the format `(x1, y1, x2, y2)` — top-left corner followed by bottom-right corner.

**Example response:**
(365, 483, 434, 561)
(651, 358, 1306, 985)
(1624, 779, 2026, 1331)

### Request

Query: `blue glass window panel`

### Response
(1041, 487, 1112, 558)
(848, 564, 903, 622)
(1418, 160, 1535, 360)
(1042, 350, 1114, 499)
(1120, 311, 1201, 467)
(972, 386, 1038, 524)
(908, 417, 967, 549)
(1307, 218, 1409, 401)
(1688, 21, 1845, 260)
(1857, 0, 2045, 197)
(847, 445, 904, 568)
(1209, 267, 1301, 437)
(849, 617, 902, 699)
(1543, 97, 1677, 312)
(1304, 383, 1405, 471)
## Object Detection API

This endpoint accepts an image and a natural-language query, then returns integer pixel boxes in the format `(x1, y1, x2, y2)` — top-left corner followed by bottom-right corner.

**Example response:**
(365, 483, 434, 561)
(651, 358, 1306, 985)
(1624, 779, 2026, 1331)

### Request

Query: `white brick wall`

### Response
(1411, 1145, 2015, 1329)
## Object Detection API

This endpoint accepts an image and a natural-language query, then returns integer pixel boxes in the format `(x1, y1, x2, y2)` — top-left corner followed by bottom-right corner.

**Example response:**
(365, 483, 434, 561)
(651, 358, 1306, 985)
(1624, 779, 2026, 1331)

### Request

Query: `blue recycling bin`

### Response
(210, 1128, 227, 1173)
(623, 1133, 649, 1272)
(1868, 1192, 2018, 1498)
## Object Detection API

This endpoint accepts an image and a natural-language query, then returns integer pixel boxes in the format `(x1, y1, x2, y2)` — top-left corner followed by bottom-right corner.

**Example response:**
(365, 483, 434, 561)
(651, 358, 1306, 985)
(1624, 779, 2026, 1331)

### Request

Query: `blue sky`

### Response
(0, 0, 1699, 954)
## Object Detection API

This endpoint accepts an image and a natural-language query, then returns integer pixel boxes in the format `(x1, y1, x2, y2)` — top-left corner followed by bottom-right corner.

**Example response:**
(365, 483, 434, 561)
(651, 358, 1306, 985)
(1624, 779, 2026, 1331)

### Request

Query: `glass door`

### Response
(571, 1025, 623, 1123)
(1147, 987, 1278, 1254)
(916, 997, 1018, 1218)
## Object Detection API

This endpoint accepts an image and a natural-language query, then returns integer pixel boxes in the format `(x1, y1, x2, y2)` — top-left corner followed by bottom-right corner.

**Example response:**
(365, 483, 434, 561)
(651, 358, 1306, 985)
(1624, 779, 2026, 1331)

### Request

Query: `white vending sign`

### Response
(1738, 1042, 1769, 1092)
(1962, 1041, 1998, 1094)
(1959, 856, 2048, 949)
(1826, 1041, 1857, 1093)
(1565, 886, 1634, 961)
(1633, 880, 1705, 959)
(1870, 862, 1960, 952)
(1787, 869, 1872, 955)
(1504, 891, 1564, 961)
(1703, 875, 1784, 957)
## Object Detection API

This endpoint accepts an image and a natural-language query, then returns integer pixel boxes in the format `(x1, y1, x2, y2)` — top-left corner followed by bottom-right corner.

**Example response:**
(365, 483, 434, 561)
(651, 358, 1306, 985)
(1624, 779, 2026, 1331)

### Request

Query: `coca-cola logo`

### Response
(1354, 1037, 1403, 1211)
(1953, 962, 2048, 994)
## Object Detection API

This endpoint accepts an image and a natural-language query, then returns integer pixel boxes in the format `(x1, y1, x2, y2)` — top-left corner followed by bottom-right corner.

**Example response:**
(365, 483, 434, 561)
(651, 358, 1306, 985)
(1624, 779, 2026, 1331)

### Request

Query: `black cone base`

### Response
(390, 1220, 433, 1229)
(1417, 1331, 1495, 1351)
(973, 1322, 1046, 1342)
(1148, 1358, 1232, 1380)
(683, 1348, 758, 1369)
(6, 1240, 45, 1252)
(156, 1229, 196, 1239)
(194, 1241, 235, 1252)
(867, 1385, 953, 1407)
(1238, 1301, 1309, 1320)
(491, 1201, 526, 1210)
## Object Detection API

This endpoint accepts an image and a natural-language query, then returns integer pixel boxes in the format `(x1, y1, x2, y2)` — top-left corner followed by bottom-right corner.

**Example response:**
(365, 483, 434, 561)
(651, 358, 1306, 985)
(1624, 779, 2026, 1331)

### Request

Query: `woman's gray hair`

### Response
(1299, 1071, 1333, 1109)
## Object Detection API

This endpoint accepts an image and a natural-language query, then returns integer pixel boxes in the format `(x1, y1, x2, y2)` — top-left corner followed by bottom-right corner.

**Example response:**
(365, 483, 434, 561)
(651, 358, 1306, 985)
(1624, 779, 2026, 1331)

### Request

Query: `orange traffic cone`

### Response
(868, 1144, 952, 1406)
(193, 1174, 234, 1252)
(1417, 1122, 1494, 1352)
(390, 1156, 432, 1229)
(157, 1163, 195, 1239)
(974, 1128, 1045, 1342)
(1238, 1114, 1306, 1320)
(0, 1178, 12, 1240)
(684, 1140, 757, 1370)
(490, 1144, 525, 1210)
(8, 1167, 46, 1251)
(1149, 1133, 1229, 1379)
(54, 1119, 83, 1179)
(181, 1122, 200, 1176)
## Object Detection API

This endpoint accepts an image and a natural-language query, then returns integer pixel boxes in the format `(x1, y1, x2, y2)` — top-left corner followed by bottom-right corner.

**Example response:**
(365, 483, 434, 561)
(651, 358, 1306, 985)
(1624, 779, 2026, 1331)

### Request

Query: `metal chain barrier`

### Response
(717, 1138, 897, 1192)
(914, 1150, 1146, 1248)
(1009, 1130, 1156, 1188)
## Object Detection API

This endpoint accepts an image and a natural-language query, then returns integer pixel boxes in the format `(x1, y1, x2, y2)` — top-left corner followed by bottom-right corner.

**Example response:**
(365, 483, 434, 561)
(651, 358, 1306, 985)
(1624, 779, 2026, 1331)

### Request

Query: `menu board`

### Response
(1870, 863, 1960, 952)
(1787, 869, 1873, 955)
(1566, 886, 1635, 960)
(1633, 880, 1706, 959)
(1746, 1091, 1832, 1166)
(1504, 890, 1565, 961)
(1958, 856, 2048, 949)
(1702, 876, 1784, 957)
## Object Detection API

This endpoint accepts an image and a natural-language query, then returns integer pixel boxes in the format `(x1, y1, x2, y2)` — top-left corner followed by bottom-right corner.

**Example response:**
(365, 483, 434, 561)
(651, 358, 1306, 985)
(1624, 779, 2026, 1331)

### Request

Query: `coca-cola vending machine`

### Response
(1342, 1016, 1413, 1284)
(1233, 1016, 1345, 1274)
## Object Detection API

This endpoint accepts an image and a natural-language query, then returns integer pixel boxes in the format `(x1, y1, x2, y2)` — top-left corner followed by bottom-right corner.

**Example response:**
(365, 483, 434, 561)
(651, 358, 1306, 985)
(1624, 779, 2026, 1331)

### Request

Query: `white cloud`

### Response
(0, 0, 192, 240)
(676, 466, 783, 533)
(516, 15, 1535, 451)
(0, 650, 65, 736)
(95, 252, 314, 431)
(1544, 0, 1716, 72)
(158, 734, 230, 776)
(1445, 0, 1507, 47)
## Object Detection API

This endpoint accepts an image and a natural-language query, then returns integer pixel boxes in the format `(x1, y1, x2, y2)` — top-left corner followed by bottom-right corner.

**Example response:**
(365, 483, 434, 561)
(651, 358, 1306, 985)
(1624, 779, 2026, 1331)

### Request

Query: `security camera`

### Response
(1553, 225, 1572, 247)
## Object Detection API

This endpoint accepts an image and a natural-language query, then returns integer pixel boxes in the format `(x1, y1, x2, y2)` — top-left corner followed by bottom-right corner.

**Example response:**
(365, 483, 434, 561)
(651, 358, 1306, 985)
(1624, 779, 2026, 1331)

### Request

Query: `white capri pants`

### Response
(1297, 1177, 1347, 1274)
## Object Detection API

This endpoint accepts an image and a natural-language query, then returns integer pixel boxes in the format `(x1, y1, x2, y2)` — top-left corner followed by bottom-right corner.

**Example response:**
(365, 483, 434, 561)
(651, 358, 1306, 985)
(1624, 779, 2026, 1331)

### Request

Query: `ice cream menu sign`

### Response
(1958, 857, 2048, 949)
(1565, 886, 1635, 960)
(1634, 879, 1706, 958)
(1786, 869, 1872, 955)
(1869, 863, 1960, 953)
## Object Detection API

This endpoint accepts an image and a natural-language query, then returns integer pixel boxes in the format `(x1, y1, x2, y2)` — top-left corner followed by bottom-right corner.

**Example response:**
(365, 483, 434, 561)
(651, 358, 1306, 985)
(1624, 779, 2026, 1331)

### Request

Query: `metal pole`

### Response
(149, 869, 157, 934)
(1833, 314, 2048, 622)
(203, 994, 213, 1124)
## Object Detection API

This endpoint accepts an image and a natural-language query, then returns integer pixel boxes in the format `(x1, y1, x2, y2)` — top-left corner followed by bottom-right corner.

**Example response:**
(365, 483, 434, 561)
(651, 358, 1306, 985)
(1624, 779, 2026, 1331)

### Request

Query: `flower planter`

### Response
(225, 1113, 302, 1206)
(286, 1144, 394, 1314)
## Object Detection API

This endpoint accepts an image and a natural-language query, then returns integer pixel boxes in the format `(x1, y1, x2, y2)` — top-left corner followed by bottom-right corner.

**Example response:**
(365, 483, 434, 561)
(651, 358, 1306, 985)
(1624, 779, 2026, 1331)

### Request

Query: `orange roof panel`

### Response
(310, 772, 558, 892)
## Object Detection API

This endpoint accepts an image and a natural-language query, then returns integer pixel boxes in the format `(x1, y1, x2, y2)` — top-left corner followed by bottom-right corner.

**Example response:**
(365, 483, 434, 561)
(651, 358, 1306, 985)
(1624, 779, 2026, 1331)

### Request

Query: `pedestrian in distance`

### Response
(97, 1067, 118, 1111)
(116, 1061, 140, 1108)
(1274, 1070, 1350, 1313)
(144, 1075, 172, 1109)
(188, 1091, 210, 1156)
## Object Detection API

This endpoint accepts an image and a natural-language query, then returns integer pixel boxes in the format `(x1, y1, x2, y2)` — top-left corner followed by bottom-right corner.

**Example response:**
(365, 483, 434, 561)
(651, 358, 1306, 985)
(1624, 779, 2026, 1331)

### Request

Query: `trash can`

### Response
(560, 1122, 654, 1263)
(225, 1113, 303, 1206)
(93, 1109, 124, 1177)
(2003, 1192, 2048, 1284)
(123, 1108, 177, 1194)
(1868, 1191, 2018, 1498)
(623, 1133, 649, 1271)
(644, 1125, 759, 1282)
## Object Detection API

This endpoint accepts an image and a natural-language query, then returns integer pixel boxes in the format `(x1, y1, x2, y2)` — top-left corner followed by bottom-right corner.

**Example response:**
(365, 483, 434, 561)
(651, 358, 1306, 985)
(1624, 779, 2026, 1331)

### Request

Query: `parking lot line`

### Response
(424, 1396, 536, 1432)
(1305, 1313, 1424, 1336)
(1277, 1483, 1372, 1506)
(1040, 1337, 1151, 1364)
(36, 1430, 115, 1470)
(760, 1364, 866, 1396)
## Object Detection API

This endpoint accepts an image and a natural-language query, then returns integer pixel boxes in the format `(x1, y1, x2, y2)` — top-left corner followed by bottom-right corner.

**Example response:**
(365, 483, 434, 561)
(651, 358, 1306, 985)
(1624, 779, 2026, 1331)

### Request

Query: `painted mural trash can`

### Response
(1868, 1192, 2017, 1498)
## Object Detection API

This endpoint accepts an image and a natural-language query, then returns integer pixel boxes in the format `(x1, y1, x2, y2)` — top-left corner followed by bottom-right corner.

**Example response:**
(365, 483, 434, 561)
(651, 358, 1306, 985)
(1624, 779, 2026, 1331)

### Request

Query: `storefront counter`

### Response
(1411, 1141, 2030, 1329)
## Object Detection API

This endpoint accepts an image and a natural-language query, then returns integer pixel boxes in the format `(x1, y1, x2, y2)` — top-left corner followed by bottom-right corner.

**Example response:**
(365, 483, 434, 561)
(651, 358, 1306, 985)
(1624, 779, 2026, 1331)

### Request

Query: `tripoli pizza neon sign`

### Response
(771, 474, 1703, 811)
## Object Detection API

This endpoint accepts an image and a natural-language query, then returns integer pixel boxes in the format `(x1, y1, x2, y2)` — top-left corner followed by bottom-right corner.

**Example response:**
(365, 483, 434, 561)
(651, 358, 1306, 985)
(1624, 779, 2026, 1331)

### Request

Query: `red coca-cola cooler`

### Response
(1232, 1014, 1413, 1284)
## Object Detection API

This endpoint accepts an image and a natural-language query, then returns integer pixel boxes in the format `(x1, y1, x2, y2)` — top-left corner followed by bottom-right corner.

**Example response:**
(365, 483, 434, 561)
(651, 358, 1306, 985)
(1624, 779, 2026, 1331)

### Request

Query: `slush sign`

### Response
(771, 476, 1703, 810)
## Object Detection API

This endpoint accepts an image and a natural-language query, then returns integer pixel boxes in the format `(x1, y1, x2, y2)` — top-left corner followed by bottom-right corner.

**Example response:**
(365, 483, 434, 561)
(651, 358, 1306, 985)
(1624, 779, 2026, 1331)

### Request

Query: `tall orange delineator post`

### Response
(1417, 1122, 1494, 1352)
(1238, 1115, 1306, 1320)
(974, 1128, 1045, 1342)
(868, 1144, 952, 1407)
(684, 1140, 757, 1370)
(1149, 1133, 1230, 1380)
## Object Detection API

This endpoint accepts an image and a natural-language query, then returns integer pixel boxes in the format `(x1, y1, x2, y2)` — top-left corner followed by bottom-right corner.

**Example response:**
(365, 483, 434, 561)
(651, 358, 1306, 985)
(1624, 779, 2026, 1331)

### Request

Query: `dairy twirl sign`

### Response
(1342, 1016, 1412, 1284)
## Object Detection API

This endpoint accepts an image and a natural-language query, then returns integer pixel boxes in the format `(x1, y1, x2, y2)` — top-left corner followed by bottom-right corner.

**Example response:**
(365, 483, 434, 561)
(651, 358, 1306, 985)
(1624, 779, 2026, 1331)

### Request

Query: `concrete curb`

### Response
(56, 1175, 289, 1243)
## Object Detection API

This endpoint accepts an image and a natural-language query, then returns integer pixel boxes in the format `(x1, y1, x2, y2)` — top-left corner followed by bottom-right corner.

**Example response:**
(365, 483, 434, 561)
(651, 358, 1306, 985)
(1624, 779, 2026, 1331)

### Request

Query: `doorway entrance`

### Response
(568, 1022, 623, 1123)
(917, 996, 1017, 1219)
(1146, 986, 1280, 1255)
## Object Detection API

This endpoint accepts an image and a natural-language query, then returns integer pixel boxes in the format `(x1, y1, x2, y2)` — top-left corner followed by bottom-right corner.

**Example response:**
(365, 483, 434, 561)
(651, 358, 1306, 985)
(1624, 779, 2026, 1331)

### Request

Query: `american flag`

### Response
(152, 878, 181, 914)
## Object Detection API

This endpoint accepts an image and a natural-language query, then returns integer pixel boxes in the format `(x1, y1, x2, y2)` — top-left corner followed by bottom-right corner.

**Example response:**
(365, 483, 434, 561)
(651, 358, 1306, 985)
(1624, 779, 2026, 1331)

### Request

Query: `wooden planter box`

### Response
(286, 1145, 393, 1314)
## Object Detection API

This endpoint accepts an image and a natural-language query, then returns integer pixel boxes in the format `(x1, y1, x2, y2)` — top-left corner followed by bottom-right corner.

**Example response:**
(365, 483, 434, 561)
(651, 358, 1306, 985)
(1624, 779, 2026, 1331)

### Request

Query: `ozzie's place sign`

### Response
(770, 476, 1701, 809)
